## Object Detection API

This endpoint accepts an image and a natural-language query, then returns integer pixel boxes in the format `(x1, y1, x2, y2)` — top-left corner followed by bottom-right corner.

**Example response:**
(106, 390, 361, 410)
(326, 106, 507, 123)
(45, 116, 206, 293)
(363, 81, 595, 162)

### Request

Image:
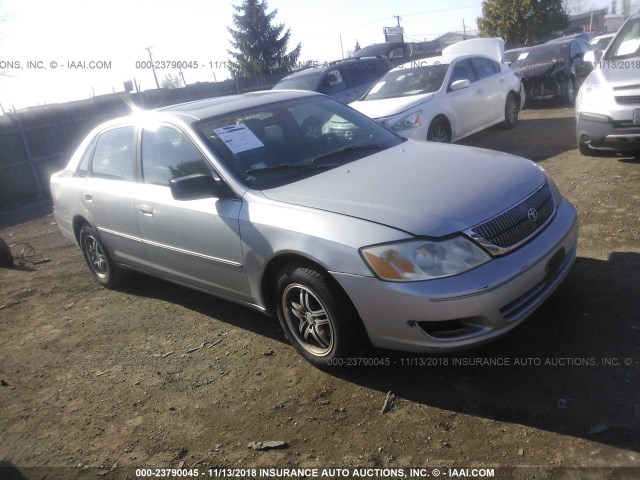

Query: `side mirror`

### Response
(449, 79, 470, 91)
(170, 174, 235, 201)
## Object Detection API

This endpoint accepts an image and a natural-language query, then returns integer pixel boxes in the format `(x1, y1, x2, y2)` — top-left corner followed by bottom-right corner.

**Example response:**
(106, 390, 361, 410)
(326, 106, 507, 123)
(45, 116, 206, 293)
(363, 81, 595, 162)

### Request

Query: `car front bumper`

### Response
(522, 76, 562, 101)
(331, 198, 579, 353)
(577, 111, 640, 152)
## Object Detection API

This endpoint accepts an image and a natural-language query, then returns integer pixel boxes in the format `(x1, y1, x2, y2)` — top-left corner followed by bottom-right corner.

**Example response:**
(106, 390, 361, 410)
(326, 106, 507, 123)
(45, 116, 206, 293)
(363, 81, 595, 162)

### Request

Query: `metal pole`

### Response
(145, 46, 160, 89)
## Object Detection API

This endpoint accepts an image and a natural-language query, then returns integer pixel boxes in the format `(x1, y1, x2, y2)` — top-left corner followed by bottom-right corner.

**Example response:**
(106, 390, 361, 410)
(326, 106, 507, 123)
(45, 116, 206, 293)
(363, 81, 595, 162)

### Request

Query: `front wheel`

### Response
(564, 78, 575, 106)
(79, 224, 126, 288)
(426, 117, 451, 143)
(275, 265, 366, 368)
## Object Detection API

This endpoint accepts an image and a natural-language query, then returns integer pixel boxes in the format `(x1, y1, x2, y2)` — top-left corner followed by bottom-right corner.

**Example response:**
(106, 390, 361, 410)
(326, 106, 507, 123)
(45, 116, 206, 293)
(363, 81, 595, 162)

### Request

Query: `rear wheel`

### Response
(426, 117, 451, 143)
(79, 224, 126, 288)
(275, 265, 366, 369)
(503, 93, 519, 129)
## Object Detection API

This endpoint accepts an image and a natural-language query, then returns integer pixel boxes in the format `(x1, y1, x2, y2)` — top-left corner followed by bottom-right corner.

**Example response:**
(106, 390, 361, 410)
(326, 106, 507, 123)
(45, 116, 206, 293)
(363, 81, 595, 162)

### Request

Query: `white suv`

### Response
(576, 13, 640, 155)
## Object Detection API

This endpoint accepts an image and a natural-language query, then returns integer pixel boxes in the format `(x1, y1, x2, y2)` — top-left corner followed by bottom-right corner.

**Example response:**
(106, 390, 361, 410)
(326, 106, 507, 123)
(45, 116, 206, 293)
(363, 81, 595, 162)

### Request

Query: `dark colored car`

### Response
(512, 38, 592, 104)
(272, 57, 393, 104)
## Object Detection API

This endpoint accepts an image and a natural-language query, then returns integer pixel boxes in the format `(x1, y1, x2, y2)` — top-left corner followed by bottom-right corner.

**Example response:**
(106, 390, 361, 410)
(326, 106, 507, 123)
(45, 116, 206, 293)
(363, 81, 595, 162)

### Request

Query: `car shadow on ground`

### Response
(334, 252, 640, 453)
(459, 115, 578, 162)
(116, 252, 640, 453)
(118, 274, 288, 345)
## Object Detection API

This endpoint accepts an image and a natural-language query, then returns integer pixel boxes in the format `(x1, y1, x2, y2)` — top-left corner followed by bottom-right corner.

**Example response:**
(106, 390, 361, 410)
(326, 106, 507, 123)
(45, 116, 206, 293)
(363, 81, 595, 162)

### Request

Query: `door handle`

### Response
(84, 193, 93, 202)
(139, 205, 154, 217)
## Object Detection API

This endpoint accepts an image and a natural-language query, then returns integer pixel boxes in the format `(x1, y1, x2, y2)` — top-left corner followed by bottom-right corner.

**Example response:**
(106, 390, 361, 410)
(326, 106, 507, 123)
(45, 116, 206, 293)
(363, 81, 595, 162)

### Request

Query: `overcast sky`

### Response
(0, 0, 624, 110)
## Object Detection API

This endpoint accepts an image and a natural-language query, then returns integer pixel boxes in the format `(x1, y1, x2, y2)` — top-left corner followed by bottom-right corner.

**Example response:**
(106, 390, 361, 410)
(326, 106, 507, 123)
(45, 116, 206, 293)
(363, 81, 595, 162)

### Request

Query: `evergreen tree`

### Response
(354, 40, 361, 52)
(227, 0, 302, 77)
(477, 0, 569, 45)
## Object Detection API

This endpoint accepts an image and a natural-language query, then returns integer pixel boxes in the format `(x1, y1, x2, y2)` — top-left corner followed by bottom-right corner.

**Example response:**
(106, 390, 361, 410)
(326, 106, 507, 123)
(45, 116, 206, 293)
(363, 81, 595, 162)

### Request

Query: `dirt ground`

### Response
(1, 105, 640, 480)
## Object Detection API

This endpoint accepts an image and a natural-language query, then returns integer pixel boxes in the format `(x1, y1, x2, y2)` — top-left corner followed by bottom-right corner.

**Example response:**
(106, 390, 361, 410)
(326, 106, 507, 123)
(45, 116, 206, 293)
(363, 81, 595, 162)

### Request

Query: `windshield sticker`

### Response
(517, 52, 530, 60)
(214, 123, 264, 153)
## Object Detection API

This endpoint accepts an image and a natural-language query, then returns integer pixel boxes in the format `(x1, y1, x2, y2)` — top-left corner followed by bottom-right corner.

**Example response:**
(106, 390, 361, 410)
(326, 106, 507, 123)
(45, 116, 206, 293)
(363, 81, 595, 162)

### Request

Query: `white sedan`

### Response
(350, 38, 525, 143)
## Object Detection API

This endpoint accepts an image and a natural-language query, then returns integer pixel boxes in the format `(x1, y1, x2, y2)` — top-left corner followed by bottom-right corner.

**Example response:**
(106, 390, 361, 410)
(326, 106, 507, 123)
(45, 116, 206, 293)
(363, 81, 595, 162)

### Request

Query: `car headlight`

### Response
(361, 237, 490, 282)
(390, 111, 423, 132)
(579, 84, 610, 106)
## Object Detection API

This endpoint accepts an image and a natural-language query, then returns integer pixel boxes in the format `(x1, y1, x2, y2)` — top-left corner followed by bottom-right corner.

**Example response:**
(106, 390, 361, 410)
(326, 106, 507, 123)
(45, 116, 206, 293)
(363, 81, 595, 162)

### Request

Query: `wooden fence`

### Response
(0, 73, 287, 210)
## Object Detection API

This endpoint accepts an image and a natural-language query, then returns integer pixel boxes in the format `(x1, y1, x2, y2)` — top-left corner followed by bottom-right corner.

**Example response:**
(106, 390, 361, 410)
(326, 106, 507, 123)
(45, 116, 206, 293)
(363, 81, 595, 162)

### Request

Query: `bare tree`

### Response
(160, 72, 182, 89)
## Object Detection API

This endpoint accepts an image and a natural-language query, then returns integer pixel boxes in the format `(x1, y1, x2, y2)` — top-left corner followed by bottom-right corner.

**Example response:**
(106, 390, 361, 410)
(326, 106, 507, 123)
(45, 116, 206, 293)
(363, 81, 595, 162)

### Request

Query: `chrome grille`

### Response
(615, 96, 640, 105)
(466, 182, 555, 256)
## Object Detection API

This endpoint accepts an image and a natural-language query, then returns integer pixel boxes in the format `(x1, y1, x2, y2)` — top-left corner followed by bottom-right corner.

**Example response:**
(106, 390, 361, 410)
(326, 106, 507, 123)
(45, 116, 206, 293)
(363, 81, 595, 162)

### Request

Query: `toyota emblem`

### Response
(527, 207, 538, 222)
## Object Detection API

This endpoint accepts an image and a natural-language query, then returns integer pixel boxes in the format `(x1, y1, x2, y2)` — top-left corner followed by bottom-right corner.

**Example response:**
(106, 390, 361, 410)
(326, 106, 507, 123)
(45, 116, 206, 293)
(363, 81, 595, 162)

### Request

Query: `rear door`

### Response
(470, 56, 505, 123)
(134, 123, 251, 302)
(78, 125, 147, 268)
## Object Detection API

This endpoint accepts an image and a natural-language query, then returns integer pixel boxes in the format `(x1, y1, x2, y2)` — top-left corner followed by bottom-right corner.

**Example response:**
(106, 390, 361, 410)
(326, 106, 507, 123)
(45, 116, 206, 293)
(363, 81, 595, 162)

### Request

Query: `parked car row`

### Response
(276, 38, 525, 144)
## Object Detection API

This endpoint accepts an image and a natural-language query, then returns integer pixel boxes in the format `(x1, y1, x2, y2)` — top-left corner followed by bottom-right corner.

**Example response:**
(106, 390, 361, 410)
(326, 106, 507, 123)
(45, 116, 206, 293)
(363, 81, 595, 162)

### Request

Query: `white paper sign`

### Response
(214, 123, 264, 154)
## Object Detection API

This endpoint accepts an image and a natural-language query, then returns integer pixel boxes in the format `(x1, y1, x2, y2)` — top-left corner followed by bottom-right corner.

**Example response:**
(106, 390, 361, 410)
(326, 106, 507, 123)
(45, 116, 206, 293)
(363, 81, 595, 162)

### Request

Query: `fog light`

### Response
(581, 134, 591, 144)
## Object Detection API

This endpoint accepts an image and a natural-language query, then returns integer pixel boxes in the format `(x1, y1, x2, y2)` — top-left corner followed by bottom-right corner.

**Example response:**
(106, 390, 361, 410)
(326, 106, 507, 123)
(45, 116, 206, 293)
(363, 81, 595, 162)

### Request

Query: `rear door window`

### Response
(471, 57, 498, 80)
(89, 126, 136, 181)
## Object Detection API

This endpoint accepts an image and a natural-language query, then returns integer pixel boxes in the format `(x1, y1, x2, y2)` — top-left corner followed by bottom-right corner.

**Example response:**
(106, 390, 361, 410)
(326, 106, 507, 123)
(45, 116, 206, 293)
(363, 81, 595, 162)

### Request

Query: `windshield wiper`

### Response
(311, 144, 386, 165)
(245, 163, 339, 175)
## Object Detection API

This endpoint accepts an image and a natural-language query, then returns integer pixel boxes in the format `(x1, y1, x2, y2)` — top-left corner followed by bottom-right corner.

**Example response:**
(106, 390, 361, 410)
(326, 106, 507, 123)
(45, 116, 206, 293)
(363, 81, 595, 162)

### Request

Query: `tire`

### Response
(275, 265, 366, 369)
(426, 117, 451, 143)
(0, 236, 13, 268)
(79, 224, 126, 288)
(503, 93, 519, 129)
(564, 78, 576, 106)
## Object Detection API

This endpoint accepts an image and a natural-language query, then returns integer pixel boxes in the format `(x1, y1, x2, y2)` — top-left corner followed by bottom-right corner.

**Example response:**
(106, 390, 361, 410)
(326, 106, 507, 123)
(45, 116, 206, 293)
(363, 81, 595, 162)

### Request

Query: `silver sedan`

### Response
(50, 90, 578, 368)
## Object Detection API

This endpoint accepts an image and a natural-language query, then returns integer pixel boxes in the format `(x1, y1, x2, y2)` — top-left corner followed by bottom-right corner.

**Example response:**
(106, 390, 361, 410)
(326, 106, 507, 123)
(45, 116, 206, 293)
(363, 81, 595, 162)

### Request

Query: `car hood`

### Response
(351, 93, 435, 119)
(518, 62, 558, 79)
(262, 140, 545, 237)
(594, 60, 640, 87)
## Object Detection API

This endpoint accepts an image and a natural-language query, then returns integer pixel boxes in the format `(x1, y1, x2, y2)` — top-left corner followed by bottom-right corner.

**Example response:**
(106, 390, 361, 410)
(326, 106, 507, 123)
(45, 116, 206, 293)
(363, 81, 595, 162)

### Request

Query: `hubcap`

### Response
(430, 124, 449, 143)
(85, 235, 108, 279)
(282, 284, 334, 357)
(507, 98, 518, 124)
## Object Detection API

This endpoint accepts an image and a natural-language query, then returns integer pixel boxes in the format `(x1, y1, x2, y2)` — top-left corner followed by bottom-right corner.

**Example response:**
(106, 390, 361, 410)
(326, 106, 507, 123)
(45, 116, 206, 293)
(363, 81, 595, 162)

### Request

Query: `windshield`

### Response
(606, 17, 640, 59)
(503, 50, 526, 66)
(273, 70, 323, 91)
(517, 44, 570, 67)
(195, 95, 404, 189)
(362, 64, 449, 100)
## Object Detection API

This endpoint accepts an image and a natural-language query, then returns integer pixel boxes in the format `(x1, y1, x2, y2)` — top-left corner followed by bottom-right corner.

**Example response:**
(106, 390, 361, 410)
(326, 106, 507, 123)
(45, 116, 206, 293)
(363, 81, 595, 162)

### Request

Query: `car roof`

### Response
(100, 90, 320, 126)
(158, 90, 320, 119)
(392, 52, 495, 71)
(546, 35, 589, 45)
